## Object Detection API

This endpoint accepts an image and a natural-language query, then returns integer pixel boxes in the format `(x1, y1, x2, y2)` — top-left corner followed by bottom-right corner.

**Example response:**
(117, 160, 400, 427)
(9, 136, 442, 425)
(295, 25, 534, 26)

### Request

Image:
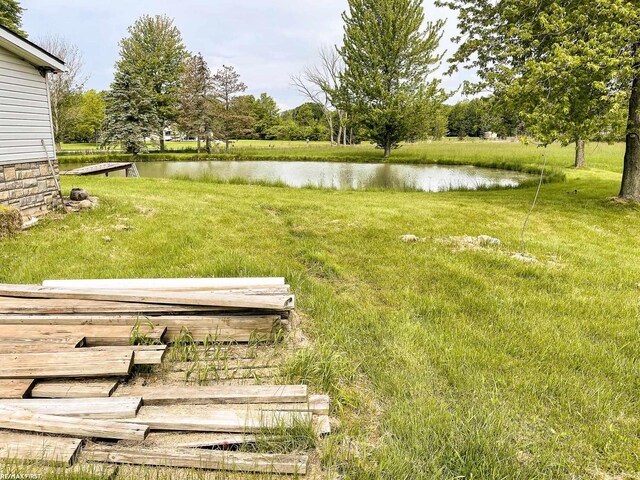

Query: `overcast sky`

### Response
(21, 0, 475, 109)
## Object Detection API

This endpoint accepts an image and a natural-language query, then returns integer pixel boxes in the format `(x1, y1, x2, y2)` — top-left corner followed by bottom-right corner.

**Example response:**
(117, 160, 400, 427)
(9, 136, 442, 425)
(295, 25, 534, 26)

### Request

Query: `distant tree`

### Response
(101, 68, 159, 155)
(38, 36, 86, 150)
(210, 65, 252, 153)
(339, 0, 445, 157)
(117, 14, 188, 152)
(0, 0, 24, 36)
(176, 53, 212, 153)
(292, 46, 349, 145)
(67, 90, 105, 143)
(251, 93, 280, 140)
(438, 0, 640, 190)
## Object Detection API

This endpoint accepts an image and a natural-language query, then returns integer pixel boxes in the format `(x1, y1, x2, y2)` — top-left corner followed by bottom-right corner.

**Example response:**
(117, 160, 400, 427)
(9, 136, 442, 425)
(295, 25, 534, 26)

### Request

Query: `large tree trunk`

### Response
(620, 51, 640, 200)
(197, 136, 201, 154)
(225, 139, 230, 154)
(383, 136, 391, 158)
(205, 135, 211, 154)
(574, 139, 586, 168)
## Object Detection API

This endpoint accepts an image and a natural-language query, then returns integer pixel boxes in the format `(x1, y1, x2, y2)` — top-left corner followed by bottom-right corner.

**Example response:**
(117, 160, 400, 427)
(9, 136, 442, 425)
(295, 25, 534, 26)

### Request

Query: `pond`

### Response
(62, 161, 534, 192)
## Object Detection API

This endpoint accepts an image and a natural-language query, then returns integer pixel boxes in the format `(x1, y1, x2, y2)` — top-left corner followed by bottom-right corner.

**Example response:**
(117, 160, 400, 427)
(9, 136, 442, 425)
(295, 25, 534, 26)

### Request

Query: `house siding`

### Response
(0, 45, 60, 215)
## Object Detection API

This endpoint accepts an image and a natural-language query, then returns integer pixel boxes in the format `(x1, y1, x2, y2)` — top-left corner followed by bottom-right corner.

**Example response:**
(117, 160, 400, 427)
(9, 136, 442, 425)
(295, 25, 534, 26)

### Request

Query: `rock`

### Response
(511, 253, 538, 263)
(78, 200, 93, 210)
(477, 235, 502, 246)
(69, 188, 89, 201)
(400, 234, 422, 242)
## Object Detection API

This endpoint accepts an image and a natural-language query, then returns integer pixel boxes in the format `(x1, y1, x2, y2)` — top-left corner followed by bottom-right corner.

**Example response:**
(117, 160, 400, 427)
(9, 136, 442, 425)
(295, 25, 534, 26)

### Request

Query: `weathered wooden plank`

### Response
(127, 408, 313, 433)
(60, 162, 133, 176)
(0, 315, 279, 342)
(43, 277, 286, 290)
(0, 406, 149, 441)
(0, 463, 119, 479)
(0, 297, 213, 314)
(0, 350, 134, 379)
(0, 285, 295, 311)
(314, 415, 331, 436)
(31, 380, 119, 399)
(0, 325, 165, 346)
(0, 432, 82, 466)
(84, 346, 166, 366)
(117, 385, 308, 406)
(83, 444, 308, 475)
(0, 336, 85, 354)
(0, 379, 35, 399)
(0, 397, 142, 419)
(142, 432, 258, 449)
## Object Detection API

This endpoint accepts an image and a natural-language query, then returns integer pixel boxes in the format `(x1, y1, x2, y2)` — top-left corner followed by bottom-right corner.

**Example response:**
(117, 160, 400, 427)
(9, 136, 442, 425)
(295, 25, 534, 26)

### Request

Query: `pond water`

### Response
(62, 161, 534, 192)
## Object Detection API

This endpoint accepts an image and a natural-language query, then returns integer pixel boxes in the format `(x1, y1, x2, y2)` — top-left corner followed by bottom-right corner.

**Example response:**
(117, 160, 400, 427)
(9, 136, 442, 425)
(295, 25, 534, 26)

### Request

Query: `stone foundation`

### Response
(0, 160, 62, 217)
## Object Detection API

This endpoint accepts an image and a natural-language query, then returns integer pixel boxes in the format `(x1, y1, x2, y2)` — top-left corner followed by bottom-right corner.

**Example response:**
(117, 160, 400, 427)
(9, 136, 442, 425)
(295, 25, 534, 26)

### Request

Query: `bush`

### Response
(0, 205, 21, 238)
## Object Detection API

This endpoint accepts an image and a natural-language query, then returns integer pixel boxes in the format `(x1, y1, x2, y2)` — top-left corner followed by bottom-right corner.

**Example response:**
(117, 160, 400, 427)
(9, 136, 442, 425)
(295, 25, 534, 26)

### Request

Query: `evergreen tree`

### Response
(0, 0, 24, 36)
(339, 0, 445, 157)
(176, 53, 213, 153)
(117, 14, 188, 152)
(101, 68, 159, 155)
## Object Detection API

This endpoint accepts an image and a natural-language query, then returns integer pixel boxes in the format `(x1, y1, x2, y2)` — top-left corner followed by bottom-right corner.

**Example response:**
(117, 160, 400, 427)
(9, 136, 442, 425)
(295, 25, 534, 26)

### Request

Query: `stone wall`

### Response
(0, 160, 62, 217)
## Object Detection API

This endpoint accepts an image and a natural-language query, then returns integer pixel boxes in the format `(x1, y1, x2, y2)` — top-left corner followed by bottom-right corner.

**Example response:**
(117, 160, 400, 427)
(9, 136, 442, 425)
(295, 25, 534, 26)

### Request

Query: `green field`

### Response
(2, 143, 638, 478)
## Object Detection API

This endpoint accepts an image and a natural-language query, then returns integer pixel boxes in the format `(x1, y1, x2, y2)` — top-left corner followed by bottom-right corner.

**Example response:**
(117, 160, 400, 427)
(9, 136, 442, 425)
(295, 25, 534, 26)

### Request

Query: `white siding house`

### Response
(0, 24, 65, 215)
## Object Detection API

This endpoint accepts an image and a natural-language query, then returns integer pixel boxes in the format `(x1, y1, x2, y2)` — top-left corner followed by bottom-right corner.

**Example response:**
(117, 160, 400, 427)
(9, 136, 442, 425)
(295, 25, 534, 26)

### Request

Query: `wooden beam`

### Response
(43, 277, 286, 290)
(0, 325, 165, 346)
(0, 336, 85, 354)
(0, 285, 295, 311)
(0, 379, 35, 399)
(0, 432, 82, 467)
(31, 380, 119, 399)
(84, 346, 166, 366)
(0, 397, 142, 419)
(0, 297, 213, 315)
(0, 406, 149, 441)
(83, 444, 308, 475)
(0, 315, 280, 343)
(0, 350, 134, 379)
(118, 385, 308, 406)
(145, 432, 258, 449)
(128, 408, 313, 433)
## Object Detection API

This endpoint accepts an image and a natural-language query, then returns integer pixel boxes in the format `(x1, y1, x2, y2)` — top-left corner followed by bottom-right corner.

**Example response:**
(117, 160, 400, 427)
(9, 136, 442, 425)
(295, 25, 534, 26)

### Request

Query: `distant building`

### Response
(483, 131, 499, 140)
(0, 25, 65, 216)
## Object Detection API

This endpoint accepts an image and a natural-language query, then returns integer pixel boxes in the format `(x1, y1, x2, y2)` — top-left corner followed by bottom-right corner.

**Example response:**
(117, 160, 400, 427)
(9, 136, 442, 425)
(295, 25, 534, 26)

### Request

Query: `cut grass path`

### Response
(0, 153, 638, 478)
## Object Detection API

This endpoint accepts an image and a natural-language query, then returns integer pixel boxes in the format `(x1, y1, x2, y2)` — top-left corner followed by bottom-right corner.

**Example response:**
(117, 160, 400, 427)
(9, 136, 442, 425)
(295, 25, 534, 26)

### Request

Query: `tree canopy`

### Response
(438, 0, 640, 194)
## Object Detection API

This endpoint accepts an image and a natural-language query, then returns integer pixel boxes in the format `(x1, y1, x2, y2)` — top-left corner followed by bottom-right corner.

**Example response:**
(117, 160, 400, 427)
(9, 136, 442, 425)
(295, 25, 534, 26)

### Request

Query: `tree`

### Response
(210, 65, 252, 153)
(292, 46, 349, 145)
(67, 90, 106, 143)
(176, 54, 212, 153)
(0, 0, 24, 36)
(117, 14, 188, 152)
(339, 0, 445, 157)
(101, 68, 159, 155)
(437, 0, 640, 195)
(38, 36, 86, 150)
(251, 93, 280, 140)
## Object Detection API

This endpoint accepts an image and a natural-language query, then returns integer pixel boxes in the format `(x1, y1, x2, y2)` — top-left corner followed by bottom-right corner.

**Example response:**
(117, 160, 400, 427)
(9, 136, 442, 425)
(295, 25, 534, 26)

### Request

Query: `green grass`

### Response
(1, 145, 638, 478)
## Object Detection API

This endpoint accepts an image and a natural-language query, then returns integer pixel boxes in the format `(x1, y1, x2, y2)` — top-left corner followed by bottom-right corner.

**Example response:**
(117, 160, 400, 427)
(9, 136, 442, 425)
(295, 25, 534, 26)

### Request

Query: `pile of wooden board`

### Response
(0, 278, 327, 476)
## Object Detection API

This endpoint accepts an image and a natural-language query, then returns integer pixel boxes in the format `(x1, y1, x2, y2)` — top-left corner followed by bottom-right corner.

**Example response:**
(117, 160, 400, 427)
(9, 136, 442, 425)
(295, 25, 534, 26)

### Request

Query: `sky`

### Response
(21, 0, 476, 110)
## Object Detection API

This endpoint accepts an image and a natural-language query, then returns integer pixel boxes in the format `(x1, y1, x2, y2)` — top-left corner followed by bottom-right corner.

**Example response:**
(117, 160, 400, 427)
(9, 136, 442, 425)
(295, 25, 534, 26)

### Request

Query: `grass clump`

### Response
(0, 205, 21, 238)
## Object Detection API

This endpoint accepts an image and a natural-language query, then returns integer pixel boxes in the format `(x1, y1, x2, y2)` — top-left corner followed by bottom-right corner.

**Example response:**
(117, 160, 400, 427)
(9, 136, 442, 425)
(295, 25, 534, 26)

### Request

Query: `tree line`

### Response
(3, 0, 640, 199)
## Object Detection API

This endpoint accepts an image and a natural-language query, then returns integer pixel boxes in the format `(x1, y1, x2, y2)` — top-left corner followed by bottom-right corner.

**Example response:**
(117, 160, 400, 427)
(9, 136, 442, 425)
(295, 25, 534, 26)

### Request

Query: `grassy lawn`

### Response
(1, 147, 638, 478)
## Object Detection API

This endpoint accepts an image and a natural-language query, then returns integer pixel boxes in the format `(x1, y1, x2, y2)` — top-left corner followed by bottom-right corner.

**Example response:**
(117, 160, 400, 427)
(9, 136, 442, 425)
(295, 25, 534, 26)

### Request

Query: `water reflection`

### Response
(63, 161, 534, 192)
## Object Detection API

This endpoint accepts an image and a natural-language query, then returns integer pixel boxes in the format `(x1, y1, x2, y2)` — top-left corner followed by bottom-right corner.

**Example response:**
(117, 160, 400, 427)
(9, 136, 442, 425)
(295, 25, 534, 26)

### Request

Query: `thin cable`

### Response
(520, 153, 548, 254)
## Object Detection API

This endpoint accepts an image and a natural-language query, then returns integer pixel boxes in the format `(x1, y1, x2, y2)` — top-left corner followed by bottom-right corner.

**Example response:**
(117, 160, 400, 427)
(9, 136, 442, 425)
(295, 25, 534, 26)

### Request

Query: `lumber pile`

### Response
(0, 278, 328, 476)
